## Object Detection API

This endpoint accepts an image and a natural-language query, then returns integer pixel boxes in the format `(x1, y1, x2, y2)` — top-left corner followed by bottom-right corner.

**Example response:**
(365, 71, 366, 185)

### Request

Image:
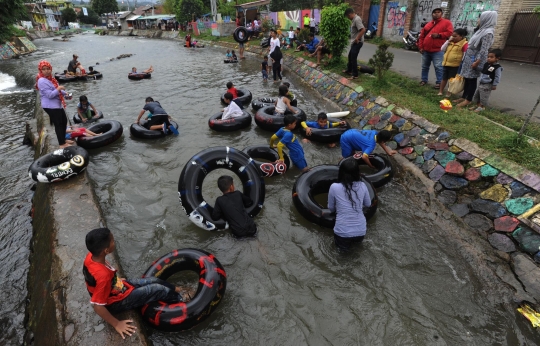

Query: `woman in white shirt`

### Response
(268, 29, 280, 70)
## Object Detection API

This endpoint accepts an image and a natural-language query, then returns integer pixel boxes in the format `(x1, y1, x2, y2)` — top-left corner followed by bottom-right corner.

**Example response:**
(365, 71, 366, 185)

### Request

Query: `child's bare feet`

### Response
(302, 138, 310, 143)
(328, 143, 336, 148)
(456, 100, 470, 108)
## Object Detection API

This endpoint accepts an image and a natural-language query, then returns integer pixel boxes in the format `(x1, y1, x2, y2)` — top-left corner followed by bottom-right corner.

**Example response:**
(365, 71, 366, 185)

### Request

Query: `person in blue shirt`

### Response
(340, 129, 396, 167)
(269, 114, 309, 172)
(295, 33, 319, 54)
(301, 112, 346, 147)
(225, 49, 233, 61)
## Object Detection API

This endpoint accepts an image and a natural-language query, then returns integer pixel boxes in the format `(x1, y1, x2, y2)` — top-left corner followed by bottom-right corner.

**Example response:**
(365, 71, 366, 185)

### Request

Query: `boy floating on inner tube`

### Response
(211, 175, 257, 237)
(340, 129, 396, 168)
(83, 228, 193, 339)
(77, 95, 101, 123)
(221, 92, 244, 119)
(135, 97, 179, 135)
(226, 81, 238, 99)
(269, 114, 309, 172)
(301, 112, 347, 148)
(130, 66, 154, 74)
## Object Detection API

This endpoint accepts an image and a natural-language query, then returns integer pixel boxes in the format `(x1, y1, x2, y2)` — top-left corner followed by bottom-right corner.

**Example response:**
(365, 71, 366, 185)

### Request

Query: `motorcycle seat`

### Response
(409, 30, 419, 35)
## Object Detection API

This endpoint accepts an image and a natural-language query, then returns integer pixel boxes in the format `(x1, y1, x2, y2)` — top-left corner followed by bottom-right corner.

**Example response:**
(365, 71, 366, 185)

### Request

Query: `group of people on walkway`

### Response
(418, 9, 502, 111)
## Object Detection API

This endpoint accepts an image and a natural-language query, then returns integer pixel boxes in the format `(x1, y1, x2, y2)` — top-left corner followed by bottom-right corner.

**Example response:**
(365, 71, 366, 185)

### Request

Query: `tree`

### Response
(61, 8, 78, 25)
(92, 0, 119, 16)
(0, 0, 27, 42)
(369, 42, 394, 83)
(174, 0, 204, 23)
(77, 7, 101, 25)
(161, 0, 175, 14)
(270, 0, 342, 12)
(319, 3, 350, 65)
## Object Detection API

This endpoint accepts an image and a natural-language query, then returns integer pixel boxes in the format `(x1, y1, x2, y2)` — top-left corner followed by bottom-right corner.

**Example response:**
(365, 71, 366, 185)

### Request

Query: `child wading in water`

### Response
(269, 114, 309, 173)
(439, 28, 468, 96)
(470, 48, 503, 112)
(261, 56, 269, 81)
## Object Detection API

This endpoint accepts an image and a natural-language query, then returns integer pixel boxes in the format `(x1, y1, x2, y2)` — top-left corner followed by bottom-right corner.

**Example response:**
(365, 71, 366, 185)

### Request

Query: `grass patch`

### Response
(282, 51, 540, 173)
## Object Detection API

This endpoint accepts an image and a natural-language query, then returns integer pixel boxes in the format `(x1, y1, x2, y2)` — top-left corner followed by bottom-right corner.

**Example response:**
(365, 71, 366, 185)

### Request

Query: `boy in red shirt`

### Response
(226, 81, 238, 99)
(83, 228, 187, 339)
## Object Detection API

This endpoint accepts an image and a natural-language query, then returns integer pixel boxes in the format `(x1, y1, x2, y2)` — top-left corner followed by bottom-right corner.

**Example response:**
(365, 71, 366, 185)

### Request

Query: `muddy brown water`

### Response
(0, 34, 539, 345)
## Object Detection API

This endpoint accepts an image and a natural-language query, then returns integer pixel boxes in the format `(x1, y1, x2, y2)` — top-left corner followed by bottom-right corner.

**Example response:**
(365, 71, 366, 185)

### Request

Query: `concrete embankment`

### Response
(24, 94, 148, 345)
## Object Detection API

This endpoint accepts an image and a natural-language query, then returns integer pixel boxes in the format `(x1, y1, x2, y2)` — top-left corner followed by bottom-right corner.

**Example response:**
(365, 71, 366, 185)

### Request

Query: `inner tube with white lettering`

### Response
(254, 106, 306, 132)
(28, 146, 89, 183)
(233, 26, 249, 43)
(292, 165, 378, 228)
(128, 72, 151, 80)
(251, 97, 297, 111)
(243, 145, 290, 178)
(208, 110, 252, 132)
(302, 118, 351, 144)
(130, 120, 179, 139)
(339, 153, 394, 188)
(221, 88, 252, 107)
(73, 110, 104, 124)
(178, 146, 265, 231)
(224, 60, 239, 63)
(141, 248, 226, 332)
(77, 120, 123, 150)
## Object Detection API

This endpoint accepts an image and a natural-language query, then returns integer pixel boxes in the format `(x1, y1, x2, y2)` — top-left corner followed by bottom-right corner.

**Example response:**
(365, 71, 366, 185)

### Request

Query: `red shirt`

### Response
(418, 18, 453, 53)
(227, 87, 238, 99)
(83, 252, 134, 305)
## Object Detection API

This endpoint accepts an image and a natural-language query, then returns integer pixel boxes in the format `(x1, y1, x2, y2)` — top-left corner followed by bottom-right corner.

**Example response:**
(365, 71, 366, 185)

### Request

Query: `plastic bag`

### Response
(448, 74, 465, 95)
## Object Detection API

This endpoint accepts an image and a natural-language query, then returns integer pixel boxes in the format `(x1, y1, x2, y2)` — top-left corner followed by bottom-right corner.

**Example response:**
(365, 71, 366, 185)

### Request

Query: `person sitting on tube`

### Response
(221, 92, 244, 120)
(339, 129, 396, 168)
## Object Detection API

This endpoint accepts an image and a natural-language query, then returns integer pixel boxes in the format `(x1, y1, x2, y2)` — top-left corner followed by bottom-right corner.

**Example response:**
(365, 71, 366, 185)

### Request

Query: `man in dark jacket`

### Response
(417, 8, 453, 88)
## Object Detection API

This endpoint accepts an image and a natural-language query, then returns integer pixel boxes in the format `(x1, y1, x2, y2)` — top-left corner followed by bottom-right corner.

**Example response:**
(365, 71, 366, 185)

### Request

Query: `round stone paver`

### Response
(464, 213, 493, 233)
(423, 149, 435, 160)
(480, 164, 500, 177)
(429, 165, 446, 181)
(488, 233, 516, 252)
(439, 175, 469, 190)
(456, 151, 475, 161)
(479, 184, 509, 203)
(464, 167, 481, 181)
(450, 203, 470, 217)
(438, 190, 457, 206)
(449, 145, 462, 153)
(434, 151, 456, 168)
(399, 147, 414, 155)
(505, 198, 534, 215)
(421, 159, 438, 173)
(510, 181, 532, 198)
(470, 158, 485, 168)
(496, 173, 514, 185)
(470, 199, 508, 219)
(512, 226, 540, 255)
(445, 161, 464, 176)
(494, 216, 520, 233)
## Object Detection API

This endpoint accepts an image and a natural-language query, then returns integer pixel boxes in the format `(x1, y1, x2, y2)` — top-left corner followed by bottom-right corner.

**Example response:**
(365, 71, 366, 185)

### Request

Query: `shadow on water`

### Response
(1, 35, 539, 345)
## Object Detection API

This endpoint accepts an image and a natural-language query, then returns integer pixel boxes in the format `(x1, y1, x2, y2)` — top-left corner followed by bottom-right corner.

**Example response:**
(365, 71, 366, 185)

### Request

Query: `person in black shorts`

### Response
(212, 175, 257, 237)
(135, 97, 179, 135)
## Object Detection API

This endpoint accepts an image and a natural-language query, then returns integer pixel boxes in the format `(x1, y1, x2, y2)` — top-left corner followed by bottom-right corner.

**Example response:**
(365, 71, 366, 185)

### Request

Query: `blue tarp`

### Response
(367, 5, 380, 32)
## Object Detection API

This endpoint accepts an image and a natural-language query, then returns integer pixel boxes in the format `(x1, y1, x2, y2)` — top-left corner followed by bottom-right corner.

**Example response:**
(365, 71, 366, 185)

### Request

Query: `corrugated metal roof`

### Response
(135, 14, 175, 20)
(126, 14, 140, 21)
(521, 0, 540, 10)
(234, 0, 271, 9)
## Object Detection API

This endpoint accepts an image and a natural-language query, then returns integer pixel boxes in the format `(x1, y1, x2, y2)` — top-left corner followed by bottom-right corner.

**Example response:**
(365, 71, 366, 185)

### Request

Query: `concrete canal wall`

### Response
(24, 94, 148, 345)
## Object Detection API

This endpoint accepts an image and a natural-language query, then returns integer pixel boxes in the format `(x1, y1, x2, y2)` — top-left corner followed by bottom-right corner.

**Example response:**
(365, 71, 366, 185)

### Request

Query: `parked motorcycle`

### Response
(365, 21, 377, 40)
(260, 37, 270, 48)
(402, 19, 427, 50)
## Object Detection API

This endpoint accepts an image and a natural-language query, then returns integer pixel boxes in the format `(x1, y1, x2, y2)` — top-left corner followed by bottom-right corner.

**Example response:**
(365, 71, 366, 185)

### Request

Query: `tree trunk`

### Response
(518, 94, 540, 137)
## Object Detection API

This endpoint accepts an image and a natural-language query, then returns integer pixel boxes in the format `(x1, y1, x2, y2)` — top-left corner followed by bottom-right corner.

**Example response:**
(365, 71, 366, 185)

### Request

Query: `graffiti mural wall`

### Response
(411, 0, 443, 32)
(449, 0, 501, 35)
(269, 10, 320, 30)
(382, 1, 408, 40)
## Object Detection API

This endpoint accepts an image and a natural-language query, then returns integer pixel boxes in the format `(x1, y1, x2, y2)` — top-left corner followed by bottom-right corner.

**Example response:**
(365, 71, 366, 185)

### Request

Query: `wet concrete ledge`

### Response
(25, 93, 149, 345)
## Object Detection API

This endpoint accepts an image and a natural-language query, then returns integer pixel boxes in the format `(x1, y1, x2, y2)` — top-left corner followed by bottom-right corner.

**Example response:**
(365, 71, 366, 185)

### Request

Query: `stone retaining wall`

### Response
(213, 40, 540, 300)
(25, 95, 149, 345)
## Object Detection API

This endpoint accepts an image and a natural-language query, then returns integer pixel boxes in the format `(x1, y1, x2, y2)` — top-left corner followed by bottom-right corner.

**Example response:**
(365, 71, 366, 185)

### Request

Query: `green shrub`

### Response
(297, 27, 310, 44)
(320, 3, 351, 66)
(369, 42, 394, 82)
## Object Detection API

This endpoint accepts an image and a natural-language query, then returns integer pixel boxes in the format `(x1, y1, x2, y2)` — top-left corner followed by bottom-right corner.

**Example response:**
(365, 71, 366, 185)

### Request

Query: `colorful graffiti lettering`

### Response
(412, 0, 437, 31)
(450, 0, 500, 33)
(387, 2, 407, 36)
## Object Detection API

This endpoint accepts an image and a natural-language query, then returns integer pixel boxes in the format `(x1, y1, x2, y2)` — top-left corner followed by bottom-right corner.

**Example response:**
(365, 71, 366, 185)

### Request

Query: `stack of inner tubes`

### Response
(208, 110, 252, 132)
(254, 106, 306, 132)
(221, 88, 253, 107)
(73, 110, 104, 124)
(178, 146, 265, 230)
(251, 97, 297, 111)
(243, 145, 290, 178)
(141, 248, 227, 332)
(77, 120, 123, 150)
(292, 165, 378, 228)
(338, 154, 394, 188)
(130, 119, 179, 139)
(28, 146, 89, 183)
(128, 73, 151, 80)
(301, 117, 351, 144)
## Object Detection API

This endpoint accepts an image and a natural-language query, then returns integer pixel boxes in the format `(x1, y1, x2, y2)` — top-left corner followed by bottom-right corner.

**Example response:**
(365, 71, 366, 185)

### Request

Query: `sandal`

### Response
(419, 81, 427, 86)
(348, 76, 358, 80)
(433, 84, 441, 89)
(452, 98, 464, 104)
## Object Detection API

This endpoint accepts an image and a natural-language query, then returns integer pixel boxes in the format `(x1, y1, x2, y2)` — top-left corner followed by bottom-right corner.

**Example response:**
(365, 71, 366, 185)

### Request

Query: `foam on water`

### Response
(0, 72, 16, 91)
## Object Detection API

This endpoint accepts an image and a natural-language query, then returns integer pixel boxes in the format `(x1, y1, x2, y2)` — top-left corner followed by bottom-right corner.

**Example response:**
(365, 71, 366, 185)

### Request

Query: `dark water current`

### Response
(1, 34, 539, 345)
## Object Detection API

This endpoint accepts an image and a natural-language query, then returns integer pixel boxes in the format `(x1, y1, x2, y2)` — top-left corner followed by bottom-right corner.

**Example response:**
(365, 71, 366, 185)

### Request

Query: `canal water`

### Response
(1, 34, 539, 345)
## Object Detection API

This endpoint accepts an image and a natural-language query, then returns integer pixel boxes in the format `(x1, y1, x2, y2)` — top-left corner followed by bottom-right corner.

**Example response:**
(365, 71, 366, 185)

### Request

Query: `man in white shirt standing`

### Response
(309, 16, 316, 35)
(222, 92, 244, 120)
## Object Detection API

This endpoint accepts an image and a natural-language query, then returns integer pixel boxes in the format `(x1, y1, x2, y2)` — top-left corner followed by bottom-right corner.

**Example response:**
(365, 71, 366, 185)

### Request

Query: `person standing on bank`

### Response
(328, 159, 372, 250)
(417, 8, 453, 89)
(343, 8, 366, 80)
(303, 13, 310, 29)
(455, 11, 497, 108)
(36, 60, 73, 149)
